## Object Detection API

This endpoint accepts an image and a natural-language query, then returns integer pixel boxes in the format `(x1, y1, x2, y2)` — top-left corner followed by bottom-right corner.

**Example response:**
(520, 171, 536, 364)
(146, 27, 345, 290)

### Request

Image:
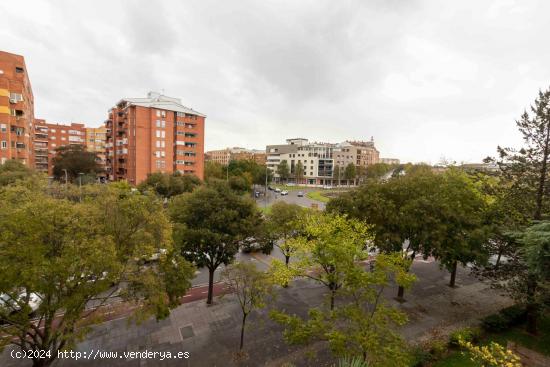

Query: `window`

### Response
(156, 160, 165, 169)
(161, 151, 165, 157)
(161, 120, 166, 128)
(156, 110, 161, 117)
(161, 131, 165, 138)
(0, 124, 6, 132)
(9, 93, 23, 102)
(156, 141, 160, 148)
(51, 143, 56, 147)
(161, 141, 165, 148)
(15, 67, 24, 73)
(156, 130, 160, 138)
(161, 111, 166, 117)
(61, 130, 66, 133)
(156, 120, 161, 127)
(1, 141, 6, 149)
(50, 129, 56, 133)
(61, 137, 66, 141)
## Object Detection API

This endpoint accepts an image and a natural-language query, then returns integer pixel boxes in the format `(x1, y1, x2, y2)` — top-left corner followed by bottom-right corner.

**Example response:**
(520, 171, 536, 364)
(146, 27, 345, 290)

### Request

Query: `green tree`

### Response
(204, 161, 225, 181)
(333, 165, 342, 186)
(0, 159, 33, 186)
(272, 212, 371, 310)
(266, 201, 305, 267)
(169, 181, 262, 304)
(294, 161, 304, 185)
(277, 160, 290, 184)
(344, 163, 356, 186)
(496, 88, 550, 220)
(0, 184, 194, 367)
(271, 253, 415, 366)
(365, 163, 391, 180)
(138, 171, 201, 198)
(52, 145, 101, 183)
(221, 262, 273, 351)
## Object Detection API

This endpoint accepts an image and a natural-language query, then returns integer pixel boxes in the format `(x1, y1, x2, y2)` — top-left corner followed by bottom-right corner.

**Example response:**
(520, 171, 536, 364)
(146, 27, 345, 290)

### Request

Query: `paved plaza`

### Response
(0, 258, 512, 367)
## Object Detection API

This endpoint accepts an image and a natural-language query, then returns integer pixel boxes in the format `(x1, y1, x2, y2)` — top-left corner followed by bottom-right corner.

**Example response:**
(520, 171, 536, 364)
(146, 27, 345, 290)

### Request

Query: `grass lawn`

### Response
(306, 190, 331, 203)
(272, 184, 309, 191)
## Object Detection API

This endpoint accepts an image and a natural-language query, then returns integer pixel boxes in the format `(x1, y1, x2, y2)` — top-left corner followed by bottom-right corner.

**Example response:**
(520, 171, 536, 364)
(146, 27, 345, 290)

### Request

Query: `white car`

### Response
(275, 188, 281, 193)
(281, 190, 289, 196)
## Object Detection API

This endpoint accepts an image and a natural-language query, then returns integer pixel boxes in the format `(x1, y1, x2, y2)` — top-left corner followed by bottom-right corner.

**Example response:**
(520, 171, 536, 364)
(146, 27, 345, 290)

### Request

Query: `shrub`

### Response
(449, 327, 481, 347)
(499, 304, 527, 326)
(409, 347, 431, 367)
(481, 313, 509, 332)
(427, 339, 447, 359)
(481, 304, 528, 332)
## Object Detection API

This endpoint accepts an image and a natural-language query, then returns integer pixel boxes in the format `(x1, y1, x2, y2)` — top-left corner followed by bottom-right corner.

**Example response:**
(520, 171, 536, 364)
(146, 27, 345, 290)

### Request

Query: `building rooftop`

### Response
(118, 91, 206, 117)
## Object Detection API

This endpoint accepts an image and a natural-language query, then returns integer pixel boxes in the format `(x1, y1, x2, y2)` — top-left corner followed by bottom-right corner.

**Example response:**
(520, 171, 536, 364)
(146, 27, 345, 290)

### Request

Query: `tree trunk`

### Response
(396, 285, 405, 301)
(240, 313, 247, 350)
(285, 255, 290, 267)
(534, 121, 550, 220)
(495, 247, 503, 268)
(207, 267, 215, 305)
(449, 261, 458, 287)
(330, 289, 336, 310)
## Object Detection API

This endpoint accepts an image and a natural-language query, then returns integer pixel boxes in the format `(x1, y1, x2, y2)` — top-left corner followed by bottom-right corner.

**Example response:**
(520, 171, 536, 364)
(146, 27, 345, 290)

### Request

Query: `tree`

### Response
(169, 181, 262, 304)
(204, 161, 225, 182)
(294, 161, 304, 185)
(0, 183, 194, 367)
(277, 160, 290, 184)
(272, 212, 371, 310)
(0, 159, 33, 186)
(138, 171, 200, 198)
(271, 253, 415, 366)
(496, 88, 550, 220)
(52, 145, 101, 183)
(266, 201, 305, 267)
(333, 165, 342, 186)
(328, 169, 489, 297)
(221, 262, 273, 351)
(344, 163, 356, 186)
(365, 163, 392, 180)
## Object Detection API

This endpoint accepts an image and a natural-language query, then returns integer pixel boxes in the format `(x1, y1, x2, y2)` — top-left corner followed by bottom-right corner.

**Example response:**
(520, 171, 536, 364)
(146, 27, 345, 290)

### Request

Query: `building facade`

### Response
(32, 119, 87, 174)
(267, 137, 381, 185)
(0, 51, 34, 166)
(86, 126, 107, 173)
(380, 158, 400, 165)
(206, 147, 266, 165)
(105, 92, 205, 184)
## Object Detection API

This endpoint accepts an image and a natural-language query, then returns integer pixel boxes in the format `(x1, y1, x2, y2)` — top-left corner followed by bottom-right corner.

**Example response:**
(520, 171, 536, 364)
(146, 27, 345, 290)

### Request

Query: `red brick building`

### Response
(105, 92, 205, 184)
(0, 51, 35, 166)
(33, 119, 87, 174)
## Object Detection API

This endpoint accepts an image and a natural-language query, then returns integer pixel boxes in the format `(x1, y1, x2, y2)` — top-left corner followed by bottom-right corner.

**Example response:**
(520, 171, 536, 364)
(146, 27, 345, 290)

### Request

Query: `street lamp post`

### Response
(62, 169, 68, 186)
(78, 173, 84, 202)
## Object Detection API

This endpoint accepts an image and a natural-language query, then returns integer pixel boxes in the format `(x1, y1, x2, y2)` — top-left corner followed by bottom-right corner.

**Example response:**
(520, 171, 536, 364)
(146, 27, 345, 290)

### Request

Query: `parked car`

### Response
(281, 190, 289, 196)
(275, 188, 281, 193)
(297, 191, 304, 197)
(268, 186, 274, 191)
(254, 191, 261, 198)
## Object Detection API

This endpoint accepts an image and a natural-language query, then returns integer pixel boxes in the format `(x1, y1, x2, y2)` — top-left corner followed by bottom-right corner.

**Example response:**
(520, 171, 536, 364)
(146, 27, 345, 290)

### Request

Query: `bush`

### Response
(409, 347, 431, 367)
(482, 313, 509, 332)
(499, 304, 527, 326)
(449, 327, 481, 347)
(481, 304, 528, 332)
(427, 339, 447, 359)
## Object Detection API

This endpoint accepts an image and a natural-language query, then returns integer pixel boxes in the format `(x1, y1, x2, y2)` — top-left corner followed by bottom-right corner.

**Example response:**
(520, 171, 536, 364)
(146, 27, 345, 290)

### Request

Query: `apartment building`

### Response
(380, 158, 400, 165)
(32, 119, 87, 174)
(206, 147, 266, 165)
(267, 138, 335, 185)
(0, 51, 34, 166)
(86, 126, 107, 172)
(267, 137, 381, 185)
(105, 92, 205, 184)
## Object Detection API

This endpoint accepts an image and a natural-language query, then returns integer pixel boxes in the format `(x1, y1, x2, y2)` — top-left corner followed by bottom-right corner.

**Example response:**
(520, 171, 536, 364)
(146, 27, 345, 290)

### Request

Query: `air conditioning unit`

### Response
(9, 98, 17, 104)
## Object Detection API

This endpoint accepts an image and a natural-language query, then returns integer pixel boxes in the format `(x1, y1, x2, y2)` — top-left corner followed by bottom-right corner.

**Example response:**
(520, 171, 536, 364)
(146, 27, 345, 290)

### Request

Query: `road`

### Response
(255, 186, 326, 210)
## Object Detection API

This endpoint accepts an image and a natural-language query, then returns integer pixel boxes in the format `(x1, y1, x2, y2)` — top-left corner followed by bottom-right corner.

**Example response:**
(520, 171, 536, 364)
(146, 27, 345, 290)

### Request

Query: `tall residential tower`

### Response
(105, 92, 205, 184)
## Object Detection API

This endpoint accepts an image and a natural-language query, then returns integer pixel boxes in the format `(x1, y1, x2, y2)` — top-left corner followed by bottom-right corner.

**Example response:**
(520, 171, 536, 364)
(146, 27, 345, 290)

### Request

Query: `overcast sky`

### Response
(2, 0, 549, 163)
